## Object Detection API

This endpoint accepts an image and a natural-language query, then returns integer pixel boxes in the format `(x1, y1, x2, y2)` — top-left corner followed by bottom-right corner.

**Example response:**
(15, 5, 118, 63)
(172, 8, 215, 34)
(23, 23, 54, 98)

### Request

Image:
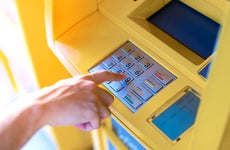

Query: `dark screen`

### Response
(147, 0, 220, 59)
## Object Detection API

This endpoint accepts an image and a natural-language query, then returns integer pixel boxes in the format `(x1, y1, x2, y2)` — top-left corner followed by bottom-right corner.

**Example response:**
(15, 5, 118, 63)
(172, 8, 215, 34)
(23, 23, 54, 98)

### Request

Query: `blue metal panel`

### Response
(111, 118, 146, 150)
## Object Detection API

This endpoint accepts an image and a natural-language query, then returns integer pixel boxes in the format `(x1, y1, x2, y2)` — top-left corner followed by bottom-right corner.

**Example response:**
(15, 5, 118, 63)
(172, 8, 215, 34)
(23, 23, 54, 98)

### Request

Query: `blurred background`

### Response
(0, 0, 92, 149)
(0, 0, 58, 149)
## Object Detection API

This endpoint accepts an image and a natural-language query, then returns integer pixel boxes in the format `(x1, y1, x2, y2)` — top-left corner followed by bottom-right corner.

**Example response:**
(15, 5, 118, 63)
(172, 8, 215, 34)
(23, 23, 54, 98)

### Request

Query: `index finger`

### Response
(84, 70, 126, 85)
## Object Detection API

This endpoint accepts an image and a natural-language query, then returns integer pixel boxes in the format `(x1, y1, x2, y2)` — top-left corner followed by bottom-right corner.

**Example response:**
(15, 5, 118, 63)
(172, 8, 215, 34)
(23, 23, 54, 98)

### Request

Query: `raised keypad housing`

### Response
(89, 41, 176, 113)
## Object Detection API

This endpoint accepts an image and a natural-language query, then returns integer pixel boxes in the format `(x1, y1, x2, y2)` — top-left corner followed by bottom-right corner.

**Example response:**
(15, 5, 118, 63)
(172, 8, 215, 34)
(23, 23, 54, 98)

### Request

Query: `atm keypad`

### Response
(89, 41, 176, 113)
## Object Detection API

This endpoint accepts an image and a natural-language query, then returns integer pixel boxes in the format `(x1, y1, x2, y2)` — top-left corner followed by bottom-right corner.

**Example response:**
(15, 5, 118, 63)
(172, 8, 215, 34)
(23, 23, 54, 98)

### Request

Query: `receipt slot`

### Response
(45, 0, 230, 149)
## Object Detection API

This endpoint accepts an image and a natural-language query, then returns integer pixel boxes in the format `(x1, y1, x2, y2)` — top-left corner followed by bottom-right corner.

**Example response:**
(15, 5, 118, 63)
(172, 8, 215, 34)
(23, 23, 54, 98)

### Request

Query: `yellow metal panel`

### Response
(182, 0, 228, 23)
(15, 0, 92, 149)
(51, 126, 92, 150)
(219, 117, 230, 150)
(44, 0, 230, 149)
(54, 12, 129, 75)
(191, 4, 230, 150)
(54, 0, 97, 39)
(45, 0, 98, 46)
(45, 0, 98, 75)
(15, 0, 71, 87)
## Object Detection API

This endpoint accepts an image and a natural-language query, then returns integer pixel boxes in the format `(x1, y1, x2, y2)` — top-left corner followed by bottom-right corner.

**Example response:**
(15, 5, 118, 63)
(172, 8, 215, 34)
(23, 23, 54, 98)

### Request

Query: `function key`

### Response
(130, 51, 144, 62)
(143, 76, 163, 93)
(153, 68, 173, 85)
(102, 58, 116, 69)
(112, 50, 126, 62)
(120, 58, 135, 69)
(132, 85, 153, 101)
(139, 58, 153, 70)
(123, 93, 143, 109)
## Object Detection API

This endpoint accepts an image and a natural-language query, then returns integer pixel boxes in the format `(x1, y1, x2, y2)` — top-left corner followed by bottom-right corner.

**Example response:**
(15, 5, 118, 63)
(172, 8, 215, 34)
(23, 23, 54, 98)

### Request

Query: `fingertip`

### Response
(88, 70, 126, 84)
(120, 73, 127, 79)
(109, 72, 126, 81)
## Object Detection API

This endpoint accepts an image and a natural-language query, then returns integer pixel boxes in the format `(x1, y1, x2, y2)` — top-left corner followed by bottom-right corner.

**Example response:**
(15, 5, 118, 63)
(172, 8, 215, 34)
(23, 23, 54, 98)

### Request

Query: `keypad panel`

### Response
(89, 41, 176, 113)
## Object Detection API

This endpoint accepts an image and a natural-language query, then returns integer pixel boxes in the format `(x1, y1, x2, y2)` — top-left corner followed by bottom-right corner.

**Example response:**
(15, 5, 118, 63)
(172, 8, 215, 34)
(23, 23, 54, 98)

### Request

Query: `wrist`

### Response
(32, 101, 47, 127)
(20, 100, 47, 131)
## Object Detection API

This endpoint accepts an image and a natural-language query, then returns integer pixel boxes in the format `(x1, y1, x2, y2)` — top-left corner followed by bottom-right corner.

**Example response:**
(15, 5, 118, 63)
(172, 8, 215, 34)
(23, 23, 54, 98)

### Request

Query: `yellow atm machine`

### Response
(45, 0, 230, 149)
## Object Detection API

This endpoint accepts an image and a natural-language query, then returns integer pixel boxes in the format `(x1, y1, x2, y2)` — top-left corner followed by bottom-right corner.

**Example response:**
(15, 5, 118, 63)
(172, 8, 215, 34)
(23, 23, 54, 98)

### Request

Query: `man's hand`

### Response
(37, 70, 126, 131)
(0, 71, 125, 150)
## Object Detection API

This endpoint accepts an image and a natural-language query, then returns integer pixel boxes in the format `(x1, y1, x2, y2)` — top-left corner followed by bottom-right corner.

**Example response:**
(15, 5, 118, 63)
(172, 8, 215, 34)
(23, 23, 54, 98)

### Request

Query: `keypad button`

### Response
(129, 65, 144, 77)
(122, 73, 134, 85)
(112, 50, 126, 62)
(89, 64, 105, 72)
(121, 44, 135, 54)
(111, 66, 125, 74)
(102, 58, 116, 69)
(153, 68, 173, 85)
(90, 41, 176, 113)
(120, 58, 134, 69)
(132, 85, 153, 101)
(130, 51, 144, 62)
(143, 76, 163, 93)
(110, 82, 124, 92)
(123, 93, 143, 109)
(139, 58, 153, 70)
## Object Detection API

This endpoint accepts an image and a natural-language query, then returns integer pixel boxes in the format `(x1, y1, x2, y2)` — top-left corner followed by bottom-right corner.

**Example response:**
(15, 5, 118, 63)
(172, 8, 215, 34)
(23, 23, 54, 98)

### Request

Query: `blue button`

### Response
(129, 65, 144, 77)
(89, 64, 105, 73)
(110, 81, 124, 92)
(139, 58, 153, 70)
(121, 44, 135, 54)
(130, 51, 144, 62)
(121, 58, 134, 69)
(111, 66, 125, 74)
(112, 50, 126, 62)
(122, 73, 134, 85)
(102, 58, 116, 69)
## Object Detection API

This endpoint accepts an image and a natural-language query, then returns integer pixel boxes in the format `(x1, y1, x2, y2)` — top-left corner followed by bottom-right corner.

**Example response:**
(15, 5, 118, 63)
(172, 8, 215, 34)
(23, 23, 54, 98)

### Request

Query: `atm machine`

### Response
(45, 0, 230, 149)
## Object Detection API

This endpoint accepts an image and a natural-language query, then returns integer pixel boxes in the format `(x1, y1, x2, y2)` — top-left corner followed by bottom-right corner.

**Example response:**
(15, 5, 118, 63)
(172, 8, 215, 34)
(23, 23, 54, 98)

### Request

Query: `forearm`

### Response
(0, 71, 125, 149)
(0, 100, 46, 149)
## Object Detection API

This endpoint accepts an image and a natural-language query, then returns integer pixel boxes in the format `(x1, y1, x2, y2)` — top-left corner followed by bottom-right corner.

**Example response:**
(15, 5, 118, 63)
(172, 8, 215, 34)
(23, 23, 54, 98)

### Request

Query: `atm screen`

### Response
(147, 0, 220, 60)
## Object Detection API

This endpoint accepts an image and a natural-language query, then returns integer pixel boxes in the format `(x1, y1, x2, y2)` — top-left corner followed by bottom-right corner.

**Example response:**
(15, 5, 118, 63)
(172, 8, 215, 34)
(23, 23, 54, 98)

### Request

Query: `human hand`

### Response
(36, 70, 126, 131)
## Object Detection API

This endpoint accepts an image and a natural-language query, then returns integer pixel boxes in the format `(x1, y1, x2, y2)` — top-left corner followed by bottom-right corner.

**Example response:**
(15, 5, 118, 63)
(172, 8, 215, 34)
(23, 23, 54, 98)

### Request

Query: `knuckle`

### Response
(87, 81, 97, 89)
